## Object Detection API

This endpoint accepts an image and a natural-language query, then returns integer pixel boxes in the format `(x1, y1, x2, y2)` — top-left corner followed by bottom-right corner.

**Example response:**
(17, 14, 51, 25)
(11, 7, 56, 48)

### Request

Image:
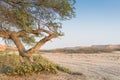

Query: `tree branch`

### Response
(27, 34, 58, 54)
(0, 32, 11, 39)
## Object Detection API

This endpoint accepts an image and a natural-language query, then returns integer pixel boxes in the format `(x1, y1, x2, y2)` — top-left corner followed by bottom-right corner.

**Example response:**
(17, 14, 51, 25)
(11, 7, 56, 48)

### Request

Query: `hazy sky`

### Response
(41, 0, 120, 49)
(1, 0, 120, 49)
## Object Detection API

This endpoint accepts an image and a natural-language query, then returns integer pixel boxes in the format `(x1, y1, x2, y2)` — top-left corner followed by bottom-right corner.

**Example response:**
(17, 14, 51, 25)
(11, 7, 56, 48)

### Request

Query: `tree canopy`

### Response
(0, 0, 75, 62)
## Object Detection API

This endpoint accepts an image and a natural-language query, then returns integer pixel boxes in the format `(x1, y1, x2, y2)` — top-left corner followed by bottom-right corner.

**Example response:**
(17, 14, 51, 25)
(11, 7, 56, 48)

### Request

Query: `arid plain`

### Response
(0, 45, 120, 80)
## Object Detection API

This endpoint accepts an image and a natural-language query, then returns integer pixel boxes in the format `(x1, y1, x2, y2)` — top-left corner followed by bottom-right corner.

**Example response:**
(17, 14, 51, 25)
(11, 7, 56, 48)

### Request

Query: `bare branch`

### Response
(27, 34, 58, 54)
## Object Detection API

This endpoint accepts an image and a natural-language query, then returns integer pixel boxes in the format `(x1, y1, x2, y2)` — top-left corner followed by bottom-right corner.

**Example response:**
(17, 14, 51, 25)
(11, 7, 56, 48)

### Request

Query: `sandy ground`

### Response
(41, 52, 120, 80)
(1, 52, 120, 80)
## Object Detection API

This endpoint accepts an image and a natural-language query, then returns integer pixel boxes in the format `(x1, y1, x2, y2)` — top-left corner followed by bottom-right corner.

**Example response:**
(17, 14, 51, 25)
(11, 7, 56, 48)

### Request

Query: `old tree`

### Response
(0, 0, 75, 62)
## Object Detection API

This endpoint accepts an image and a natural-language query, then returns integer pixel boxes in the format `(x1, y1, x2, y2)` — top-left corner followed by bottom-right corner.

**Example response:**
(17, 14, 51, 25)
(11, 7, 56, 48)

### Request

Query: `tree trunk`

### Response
(11, 33, 26, 57)
(11, 33, 34, 63)
(10, 33, 57, 63)
(0, 30, 58, 63)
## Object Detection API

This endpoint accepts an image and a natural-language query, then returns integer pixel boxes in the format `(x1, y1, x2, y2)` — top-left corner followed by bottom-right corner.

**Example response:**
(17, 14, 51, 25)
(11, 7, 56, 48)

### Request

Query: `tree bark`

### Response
(27, 34, 57, 54)
(11, 33, 26, 57)
(10, 33, 34, 62)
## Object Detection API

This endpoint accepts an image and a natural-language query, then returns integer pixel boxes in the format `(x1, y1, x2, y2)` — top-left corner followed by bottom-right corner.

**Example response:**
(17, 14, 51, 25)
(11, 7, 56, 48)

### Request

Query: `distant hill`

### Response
(91, 45, 120, 49)
(0, 45, 17, 51)
(1, 44, 120, 53)
(41, 44, 120, 53)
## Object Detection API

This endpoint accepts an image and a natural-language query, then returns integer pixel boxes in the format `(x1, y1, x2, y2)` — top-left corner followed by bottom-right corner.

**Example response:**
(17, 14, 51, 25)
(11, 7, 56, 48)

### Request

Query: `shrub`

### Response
(0, 54, 70, 76)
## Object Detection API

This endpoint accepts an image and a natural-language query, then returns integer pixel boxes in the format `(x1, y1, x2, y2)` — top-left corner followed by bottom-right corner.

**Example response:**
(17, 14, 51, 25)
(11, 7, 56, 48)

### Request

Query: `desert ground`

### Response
(0, 52, 120, 80)
(42, 52, 120, 80)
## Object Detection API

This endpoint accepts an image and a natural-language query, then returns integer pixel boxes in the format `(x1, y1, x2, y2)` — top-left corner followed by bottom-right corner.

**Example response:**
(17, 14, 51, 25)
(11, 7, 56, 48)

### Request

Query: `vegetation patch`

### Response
(0, 53, 70, 76)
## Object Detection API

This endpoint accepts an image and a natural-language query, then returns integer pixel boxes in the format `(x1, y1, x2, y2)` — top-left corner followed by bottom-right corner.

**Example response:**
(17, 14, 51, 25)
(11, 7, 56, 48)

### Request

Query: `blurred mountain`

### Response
(91, 45, 120, 49)
(41, 44, 120, 53)
(1, 44, 120, 53)
(0, 44, 17, 51)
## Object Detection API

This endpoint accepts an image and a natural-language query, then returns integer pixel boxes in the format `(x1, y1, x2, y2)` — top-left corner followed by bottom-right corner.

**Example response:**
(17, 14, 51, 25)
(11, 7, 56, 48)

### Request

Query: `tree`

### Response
(0, 0, 75, 62)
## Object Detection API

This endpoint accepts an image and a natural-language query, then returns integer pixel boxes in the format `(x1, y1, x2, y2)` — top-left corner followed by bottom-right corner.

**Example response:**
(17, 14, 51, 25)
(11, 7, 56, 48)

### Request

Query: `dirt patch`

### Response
(42, 52, 120, 80)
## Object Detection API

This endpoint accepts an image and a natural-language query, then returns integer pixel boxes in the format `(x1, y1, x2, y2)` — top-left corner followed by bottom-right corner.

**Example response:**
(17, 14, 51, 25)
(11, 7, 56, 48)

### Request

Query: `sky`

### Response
(0, 0, 120, 49)
(41, 0, 120, 49)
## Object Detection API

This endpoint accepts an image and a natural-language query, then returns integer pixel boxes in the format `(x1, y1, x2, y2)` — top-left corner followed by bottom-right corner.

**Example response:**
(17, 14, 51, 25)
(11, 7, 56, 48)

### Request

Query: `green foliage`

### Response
(0, 0, 75, 45)
(13, 9, 34, 30)
(0, 53, 70, 76)
(56, 65, 71, 74)
(22, 35, 36, 45)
